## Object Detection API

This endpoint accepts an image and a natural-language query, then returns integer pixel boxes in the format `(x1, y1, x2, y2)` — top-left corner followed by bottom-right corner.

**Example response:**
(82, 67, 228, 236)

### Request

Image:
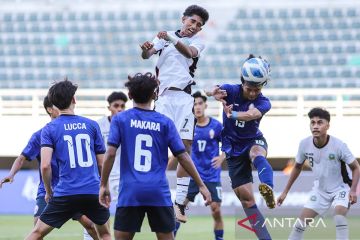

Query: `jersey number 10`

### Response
(64, 134, 94, 168)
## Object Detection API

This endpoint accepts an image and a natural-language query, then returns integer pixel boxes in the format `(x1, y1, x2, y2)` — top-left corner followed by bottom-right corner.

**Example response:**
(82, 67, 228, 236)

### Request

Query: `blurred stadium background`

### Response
(0, 0, 360, 239)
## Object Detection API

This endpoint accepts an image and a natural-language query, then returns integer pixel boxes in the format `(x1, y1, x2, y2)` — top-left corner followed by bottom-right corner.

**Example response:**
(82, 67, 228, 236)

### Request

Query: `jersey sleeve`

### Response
(41, 124, 54, 149)
(166, 119, 186, 156)
(339, 142, 355, 164)
(21, 131, 41, 161)
(255, 96, 272, 115)
(152, 36, 166, 52)
(295, 140, 306, 164)
(107, 116, 121, 148)
(93, 122, 106, 154)
(189, 37, 205, 57)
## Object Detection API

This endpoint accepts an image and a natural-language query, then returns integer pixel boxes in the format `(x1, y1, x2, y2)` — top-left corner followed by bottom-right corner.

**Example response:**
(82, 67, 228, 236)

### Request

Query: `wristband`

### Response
(167, 33, 179, 45)
(231, 111, 238, 119)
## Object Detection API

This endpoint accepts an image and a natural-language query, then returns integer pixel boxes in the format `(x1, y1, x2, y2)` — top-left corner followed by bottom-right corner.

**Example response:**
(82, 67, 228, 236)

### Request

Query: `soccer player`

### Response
(25, 80, 111, 240)
(175, 91, 224, 240)
(206, 54, 274, 239)
(0, 96, 98, 239)
(277, 107, 360, 240)
(140, 5, 210, 222)
(99, 72, 211, 240)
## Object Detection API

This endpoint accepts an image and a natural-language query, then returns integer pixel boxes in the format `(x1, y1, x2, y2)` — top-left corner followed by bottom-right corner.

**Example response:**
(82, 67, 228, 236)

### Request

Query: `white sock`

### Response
(288, 219, 306, 240)
(83, 228, 94, 240)
(175, 177, 190, 205)
(334, 215, 349, 240)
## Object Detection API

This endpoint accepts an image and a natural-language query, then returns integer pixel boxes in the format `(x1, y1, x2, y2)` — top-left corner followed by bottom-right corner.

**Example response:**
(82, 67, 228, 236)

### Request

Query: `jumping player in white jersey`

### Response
(140, 5, 209, 223)
(277, 107, 360, 240)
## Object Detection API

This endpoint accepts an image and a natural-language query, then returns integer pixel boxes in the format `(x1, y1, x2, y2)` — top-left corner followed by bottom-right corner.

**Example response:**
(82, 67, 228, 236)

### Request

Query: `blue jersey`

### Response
(191, 118, 222, 182)
(41, 114, 106, 197)
(21, 129, 59, 198)
(107, 107, 185, 207)
(220, 84, 271, 156)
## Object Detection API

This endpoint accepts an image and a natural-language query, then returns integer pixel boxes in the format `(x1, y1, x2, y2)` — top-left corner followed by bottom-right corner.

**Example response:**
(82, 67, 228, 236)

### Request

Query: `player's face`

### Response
(193, 97, 206, 118)
(242, 83, 263, 101)
(310, 117, 329, 138)
(108, 100, 126, 117)
(180, 15, 203, 37)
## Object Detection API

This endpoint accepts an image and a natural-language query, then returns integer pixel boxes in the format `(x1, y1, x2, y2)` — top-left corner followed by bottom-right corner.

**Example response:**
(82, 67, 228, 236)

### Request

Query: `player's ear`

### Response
(72, 96, 76, 104)
(128, 92, 133, 100)
(182, 16, 186, 23)
(205, 103, 208, 109)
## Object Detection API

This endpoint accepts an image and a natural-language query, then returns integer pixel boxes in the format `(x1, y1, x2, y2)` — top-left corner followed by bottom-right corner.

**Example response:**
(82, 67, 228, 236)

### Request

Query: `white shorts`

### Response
(155, 90, 194, 140)
(304, 184, 350, 216)
(109, 177, 120, 203)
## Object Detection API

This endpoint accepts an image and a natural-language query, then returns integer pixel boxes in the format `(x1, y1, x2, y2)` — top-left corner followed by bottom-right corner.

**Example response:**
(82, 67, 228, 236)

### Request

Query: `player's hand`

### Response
(222, 103, 233, 118)
(277, 192, 287, 206)
(140, 41, 154, 51)
(199, 185, 212, 206)
(212, 87, 227, 104)
(211, 156, 224, 169)
(157, 31, 170, 41)
(349, 191, 357, 205)
(0, 176, 14, 188)
(99, 186, 111, 208)
(45, 190, 53, 203)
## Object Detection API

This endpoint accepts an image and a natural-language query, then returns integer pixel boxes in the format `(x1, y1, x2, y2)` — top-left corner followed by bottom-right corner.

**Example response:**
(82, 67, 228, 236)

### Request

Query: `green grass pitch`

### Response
(0, 215, 359, 239)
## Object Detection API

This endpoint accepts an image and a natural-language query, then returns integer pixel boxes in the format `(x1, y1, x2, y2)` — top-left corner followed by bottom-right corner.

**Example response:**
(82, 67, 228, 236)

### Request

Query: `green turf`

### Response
(0, 215, 359, 239)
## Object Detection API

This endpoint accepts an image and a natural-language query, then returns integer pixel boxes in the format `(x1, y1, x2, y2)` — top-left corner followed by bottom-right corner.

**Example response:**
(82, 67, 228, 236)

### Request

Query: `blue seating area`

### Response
(0, 7, 359, 88)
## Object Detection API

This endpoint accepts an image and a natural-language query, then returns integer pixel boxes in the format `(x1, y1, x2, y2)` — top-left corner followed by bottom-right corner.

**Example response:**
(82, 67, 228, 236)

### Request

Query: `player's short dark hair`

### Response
(107, 91, 128, 105)
(125, 72, 158, 104)
(48, 78, 78, 110)
(183, 5, 209, 25)
(192, 91, 207, 102)
(308, 107, 331, 122)
(43, 95, 53, 116)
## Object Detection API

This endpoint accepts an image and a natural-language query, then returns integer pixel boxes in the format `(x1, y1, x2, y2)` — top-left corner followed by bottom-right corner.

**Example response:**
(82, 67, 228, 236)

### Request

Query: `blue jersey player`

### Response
(207, 54, 274, 240)
(175, 91, 225, 240)
(99, 72, 211, 240)
(25, 80, 111, 240)
(0, 97, 98, 239)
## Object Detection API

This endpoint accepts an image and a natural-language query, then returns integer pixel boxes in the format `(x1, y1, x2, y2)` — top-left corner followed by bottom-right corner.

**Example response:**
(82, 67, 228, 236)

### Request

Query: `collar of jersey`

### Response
(312, 135, 330, 149)
(175, 30, 184, 38)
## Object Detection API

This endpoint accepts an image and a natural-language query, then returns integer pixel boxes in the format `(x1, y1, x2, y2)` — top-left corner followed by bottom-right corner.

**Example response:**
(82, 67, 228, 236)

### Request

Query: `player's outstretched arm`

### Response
(277, 163, 303, 206)
(140, 41, 156, 59)
(157, 31, 198, 59)
(224, 102, 263, 122)
(41, 147, 53, 202)
(0, 155, 27, 188)
(349, 160, 360, 204)
(177, 152, 212, 206)
(205, 86, 227, 104)
(99, 146, 116, 208)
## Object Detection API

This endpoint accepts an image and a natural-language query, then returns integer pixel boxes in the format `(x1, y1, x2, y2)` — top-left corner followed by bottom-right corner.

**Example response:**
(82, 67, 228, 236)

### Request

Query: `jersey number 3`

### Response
(64, 134, 93, 168)
(134, 134, 153, 172)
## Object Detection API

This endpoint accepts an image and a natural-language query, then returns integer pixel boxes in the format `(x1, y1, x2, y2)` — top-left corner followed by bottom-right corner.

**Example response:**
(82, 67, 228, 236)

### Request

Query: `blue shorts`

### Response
(40, 194, 109, 228)
(114, 206, 175, 233)
(227, 136, 268, 189)
(187, 180, 222, 202)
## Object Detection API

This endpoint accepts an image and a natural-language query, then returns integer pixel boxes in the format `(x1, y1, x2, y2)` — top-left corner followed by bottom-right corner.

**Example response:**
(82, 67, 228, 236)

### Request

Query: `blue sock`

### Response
(214, 229, 224, 240)
(253, 156, 273, 188)
(174, 221, 181, 237)
(243, 204, 272, 240)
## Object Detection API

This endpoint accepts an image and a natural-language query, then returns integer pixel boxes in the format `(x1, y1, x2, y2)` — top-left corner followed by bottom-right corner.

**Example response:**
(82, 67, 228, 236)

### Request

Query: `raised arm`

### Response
(140, 41, 157, 59)
(223, 102, 263, 122)
(348, 160, 360, 204)
(0, 155, 27, 187)
(157, 31, 199, 59)
(277, 162, 304, 206)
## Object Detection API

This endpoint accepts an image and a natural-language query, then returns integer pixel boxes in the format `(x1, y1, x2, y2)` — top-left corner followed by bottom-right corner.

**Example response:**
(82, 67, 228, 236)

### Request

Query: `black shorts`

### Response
(227, 136, 268, 189)
(40, 194, 110, 228)
(35, 196, 84, 220)
(114, 206, 175, 233)
(187, 180, 222, 202)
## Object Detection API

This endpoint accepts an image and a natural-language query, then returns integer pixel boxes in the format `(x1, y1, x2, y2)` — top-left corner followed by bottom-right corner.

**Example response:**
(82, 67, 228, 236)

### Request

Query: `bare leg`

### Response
(114, 230, 135, 240)
(25, 219, 54, 240)
(155, 232, 174, 240)
(78, 215, 99, 240)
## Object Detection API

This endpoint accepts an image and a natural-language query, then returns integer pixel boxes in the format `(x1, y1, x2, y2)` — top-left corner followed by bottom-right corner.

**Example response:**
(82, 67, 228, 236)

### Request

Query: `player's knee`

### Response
(240, 199, 255, 209)
(211, 205, 221, 218)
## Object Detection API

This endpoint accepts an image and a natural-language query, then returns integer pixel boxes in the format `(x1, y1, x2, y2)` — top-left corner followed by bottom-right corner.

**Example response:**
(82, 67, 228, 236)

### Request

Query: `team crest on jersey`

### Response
(328, 153, 335, 160)
(209, 129, 215, 139)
